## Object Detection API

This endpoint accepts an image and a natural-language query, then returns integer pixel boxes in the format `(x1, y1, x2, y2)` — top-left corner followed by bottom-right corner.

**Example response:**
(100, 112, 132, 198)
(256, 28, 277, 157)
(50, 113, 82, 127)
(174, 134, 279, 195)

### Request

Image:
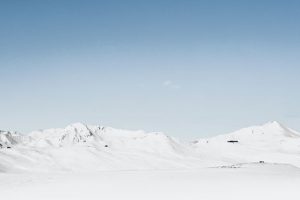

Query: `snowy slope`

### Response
(1, 121, 300, 173)
(193, 121, 300, 166)
(0, 130, 26, 148)
(0, 123, 212, 173)
(27, 123, 190, 155)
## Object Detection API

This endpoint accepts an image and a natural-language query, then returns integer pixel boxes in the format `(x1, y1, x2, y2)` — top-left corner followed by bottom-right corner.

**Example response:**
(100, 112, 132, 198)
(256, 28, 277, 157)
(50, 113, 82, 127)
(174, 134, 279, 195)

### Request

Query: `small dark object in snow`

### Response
(7, 146, 11, 149)
(259, 161, 265, 164)
(104, 145, 108, 148)
(227, 140, 239, 143)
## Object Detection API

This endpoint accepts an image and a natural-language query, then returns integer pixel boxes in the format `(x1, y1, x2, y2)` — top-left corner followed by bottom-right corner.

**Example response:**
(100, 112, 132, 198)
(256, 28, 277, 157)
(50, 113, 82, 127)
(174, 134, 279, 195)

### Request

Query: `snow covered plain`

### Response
(1, 121, 300, 200)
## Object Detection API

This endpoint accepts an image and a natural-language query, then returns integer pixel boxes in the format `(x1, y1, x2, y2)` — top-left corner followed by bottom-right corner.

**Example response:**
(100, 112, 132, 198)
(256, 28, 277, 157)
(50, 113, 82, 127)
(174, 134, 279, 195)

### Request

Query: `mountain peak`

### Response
(66, 122, 88, 129)
(0, 130, 25, 147)
(263, 120, 282, 126)
(227, 121, 300, 139)
(261, 121, 285, 130)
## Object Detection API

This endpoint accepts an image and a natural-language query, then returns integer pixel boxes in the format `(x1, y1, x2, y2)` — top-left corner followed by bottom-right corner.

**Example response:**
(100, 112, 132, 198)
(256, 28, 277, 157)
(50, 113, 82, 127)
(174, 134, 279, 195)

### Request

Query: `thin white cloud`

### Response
(163, 80, 172, 86)
(162, 80, 181, 89)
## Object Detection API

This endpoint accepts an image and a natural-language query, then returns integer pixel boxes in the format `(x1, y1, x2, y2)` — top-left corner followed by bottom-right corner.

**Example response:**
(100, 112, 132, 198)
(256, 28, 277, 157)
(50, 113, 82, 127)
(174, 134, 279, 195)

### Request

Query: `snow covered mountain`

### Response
(194, 121, 300, 144)
(0, 130, 26, 148)
(27, 122, 187, 155)
(193, 121, 300, 166)
(0, 121, 300, 173)
(0, 123, 206, 172)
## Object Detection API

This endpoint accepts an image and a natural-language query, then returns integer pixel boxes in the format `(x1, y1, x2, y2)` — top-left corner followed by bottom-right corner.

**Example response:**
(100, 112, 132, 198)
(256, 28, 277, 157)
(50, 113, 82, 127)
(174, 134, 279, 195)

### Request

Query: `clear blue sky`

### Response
(1, 0, 300, 139)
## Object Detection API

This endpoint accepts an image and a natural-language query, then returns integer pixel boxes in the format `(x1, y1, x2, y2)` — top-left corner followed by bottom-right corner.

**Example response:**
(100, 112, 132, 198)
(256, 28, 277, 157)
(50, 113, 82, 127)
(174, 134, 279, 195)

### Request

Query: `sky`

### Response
(1, 0, 300, 139)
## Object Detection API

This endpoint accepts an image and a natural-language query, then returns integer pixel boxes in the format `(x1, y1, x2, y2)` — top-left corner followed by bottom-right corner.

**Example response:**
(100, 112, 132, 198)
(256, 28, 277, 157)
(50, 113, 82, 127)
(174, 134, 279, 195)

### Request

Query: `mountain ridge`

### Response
(1, 121, 300, 173)
(1, 121, 300, 147)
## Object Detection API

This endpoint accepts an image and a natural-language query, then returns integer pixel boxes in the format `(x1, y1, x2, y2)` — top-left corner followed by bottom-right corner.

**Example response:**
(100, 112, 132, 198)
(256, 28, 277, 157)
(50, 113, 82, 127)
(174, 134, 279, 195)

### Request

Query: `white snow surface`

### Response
(1, 163, 300, 200)
(0, 121, 300, 172)
(0, 122, 215, 173)
(1, 121, 300, 200)
(193, 121, 300, 167)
